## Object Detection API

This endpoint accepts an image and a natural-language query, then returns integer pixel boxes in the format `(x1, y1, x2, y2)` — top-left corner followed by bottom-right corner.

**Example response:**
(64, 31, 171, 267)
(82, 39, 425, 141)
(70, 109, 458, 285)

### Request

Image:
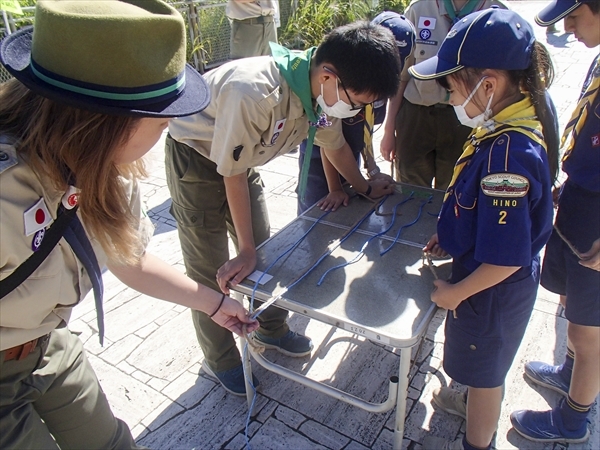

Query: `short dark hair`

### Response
(586, 0, 600, 14)
(314, 21, 400, 99)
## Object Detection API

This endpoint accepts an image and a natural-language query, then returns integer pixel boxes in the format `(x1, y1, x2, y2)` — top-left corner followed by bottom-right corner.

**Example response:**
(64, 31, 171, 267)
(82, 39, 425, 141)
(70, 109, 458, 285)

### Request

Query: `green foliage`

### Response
(279, 0, 410, 49)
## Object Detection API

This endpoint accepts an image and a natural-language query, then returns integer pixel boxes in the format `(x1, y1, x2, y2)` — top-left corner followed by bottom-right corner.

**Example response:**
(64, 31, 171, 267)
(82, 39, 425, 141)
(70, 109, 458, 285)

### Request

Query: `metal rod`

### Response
(393, 347, 412, 450)
(247, 344, 399, 413)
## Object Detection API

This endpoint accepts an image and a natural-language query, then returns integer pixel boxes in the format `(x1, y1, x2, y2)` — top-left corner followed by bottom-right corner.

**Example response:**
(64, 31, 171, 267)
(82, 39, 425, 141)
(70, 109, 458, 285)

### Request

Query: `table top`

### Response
(234, 184, 452, 348)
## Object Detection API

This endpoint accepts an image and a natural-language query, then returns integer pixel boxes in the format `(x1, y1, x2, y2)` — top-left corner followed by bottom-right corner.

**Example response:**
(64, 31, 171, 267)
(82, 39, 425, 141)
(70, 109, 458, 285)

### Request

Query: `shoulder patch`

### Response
(0, 145, 18, 174)
(481, 173, 529, 198)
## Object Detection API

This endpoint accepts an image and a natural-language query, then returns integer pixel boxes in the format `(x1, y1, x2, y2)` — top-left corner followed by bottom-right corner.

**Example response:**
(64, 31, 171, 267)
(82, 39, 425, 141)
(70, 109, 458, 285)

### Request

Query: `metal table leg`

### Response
(394, 347, 412, 450)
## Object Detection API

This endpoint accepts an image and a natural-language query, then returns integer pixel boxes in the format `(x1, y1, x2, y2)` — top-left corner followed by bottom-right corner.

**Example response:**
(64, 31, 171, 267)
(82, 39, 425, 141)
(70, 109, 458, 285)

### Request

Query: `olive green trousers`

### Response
(165, 136, 289, 372)
(0, 328, 142, 449)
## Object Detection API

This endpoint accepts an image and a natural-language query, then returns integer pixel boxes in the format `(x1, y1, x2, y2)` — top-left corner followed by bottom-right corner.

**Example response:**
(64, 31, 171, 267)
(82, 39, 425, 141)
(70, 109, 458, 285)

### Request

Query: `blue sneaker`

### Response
(510, 408, 590, 443)
(254, 330, 313, 357)
(201, 361, 259, 397)
(524, 361, 570, 397)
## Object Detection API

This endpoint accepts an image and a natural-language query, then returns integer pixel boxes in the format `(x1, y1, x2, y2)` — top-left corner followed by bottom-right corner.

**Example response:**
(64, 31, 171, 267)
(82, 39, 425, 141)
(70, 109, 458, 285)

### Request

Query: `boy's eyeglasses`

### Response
(323, 66, 368, 111)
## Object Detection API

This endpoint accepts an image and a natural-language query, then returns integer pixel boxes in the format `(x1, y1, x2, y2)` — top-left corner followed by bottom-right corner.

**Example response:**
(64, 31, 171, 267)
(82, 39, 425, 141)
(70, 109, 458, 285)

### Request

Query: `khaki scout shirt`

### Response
(0, 139, 153, 350)
(168, 55, 345, 178)
(402, 0, 508, 106)
(226, 1, 277, 20)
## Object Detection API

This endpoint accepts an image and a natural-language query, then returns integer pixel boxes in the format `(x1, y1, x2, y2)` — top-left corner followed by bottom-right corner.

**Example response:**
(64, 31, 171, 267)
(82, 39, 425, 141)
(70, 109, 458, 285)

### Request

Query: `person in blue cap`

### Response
(412, 7, 559, 450)
(510, 0, 600, 444)
(296, 12, 416, 214)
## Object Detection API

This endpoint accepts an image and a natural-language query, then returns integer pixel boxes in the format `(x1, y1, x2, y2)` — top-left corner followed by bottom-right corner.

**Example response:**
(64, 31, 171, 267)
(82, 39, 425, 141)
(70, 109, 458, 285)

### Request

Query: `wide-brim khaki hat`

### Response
(0, 0, 210, 118)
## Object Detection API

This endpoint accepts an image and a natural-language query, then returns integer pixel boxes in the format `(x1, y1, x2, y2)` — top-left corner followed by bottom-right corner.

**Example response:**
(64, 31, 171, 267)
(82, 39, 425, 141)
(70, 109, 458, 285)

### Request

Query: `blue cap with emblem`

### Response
(535, 0, 592, 26)
(409, 7, 535, 80)
(371, 12, 416, 70)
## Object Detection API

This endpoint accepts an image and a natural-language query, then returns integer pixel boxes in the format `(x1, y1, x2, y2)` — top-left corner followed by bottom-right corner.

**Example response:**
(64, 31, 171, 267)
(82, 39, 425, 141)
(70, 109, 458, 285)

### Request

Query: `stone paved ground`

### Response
(70, 2, 599, 449)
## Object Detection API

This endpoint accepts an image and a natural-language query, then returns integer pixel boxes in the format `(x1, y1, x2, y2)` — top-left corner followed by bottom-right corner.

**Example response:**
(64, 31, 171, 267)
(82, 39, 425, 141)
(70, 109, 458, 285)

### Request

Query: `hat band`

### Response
(30, 58, 186, 103)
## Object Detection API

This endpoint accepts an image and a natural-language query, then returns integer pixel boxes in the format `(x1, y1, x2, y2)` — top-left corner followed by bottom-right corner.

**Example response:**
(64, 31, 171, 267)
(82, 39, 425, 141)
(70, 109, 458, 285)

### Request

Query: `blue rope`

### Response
(248, 209, 331, 318)
(317, 193, 415, 286)
(380, 194, 434, 256)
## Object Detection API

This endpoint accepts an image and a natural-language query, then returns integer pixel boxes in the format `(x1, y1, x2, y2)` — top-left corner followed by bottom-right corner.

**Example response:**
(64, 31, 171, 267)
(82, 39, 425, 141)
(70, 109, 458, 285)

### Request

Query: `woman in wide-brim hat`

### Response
(0, 1, 258, 448)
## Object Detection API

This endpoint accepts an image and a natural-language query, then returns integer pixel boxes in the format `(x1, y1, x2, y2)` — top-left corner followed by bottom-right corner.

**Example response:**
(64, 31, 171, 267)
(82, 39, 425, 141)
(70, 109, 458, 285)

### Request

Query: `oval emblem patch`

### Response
(481, 173, 529, 197)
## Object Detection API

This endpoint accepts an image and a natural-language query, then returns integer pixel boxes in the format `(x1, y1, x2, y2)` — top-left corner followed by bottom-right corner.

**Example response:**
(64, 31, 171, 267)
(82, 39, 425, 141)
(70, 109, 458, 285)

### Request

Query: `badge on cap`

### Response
(24, 197, 53, 236)
(418, 17, 436, 30)
(61, 185, 80, 210)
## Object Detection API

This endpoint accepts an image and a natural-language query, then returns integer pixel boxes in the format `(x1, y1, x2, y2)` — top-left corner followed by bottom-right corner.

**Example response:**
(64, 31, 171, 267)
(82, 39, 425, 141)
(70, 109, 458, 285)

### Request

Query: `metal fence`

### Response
(1, 0, 405, 82)
(0, 0, 296, 81)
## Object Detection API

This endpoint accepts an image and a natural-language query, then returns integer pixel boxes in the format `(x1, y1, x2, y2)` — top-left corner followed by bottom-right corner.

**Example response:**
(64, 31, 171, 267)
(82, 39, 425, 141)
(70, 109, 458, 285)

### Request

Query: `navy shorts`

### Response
(443, 259, 539, 388)
(541, 181, 600, 326)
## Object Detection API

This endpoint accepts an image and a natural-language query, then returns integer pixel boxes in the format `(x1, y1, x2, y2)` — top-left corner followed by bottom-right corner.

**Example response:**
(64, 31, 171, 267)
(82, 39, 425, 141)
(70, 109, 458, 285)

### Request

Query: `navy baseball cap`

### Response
(372, 12, 416, 70)
(409, 8, 535, 80)
(536, 0, 591, 26)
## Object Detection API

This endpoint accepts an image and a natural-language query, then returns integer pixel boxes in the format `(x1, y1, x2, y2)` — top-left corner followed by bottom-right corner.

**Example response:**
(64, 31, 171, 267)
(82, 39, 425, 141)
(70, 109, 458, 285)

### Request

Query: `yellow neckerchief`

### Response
(561, 55, 600, 161)
(445, 94, 547, 201)
(361, 103, 375, 166)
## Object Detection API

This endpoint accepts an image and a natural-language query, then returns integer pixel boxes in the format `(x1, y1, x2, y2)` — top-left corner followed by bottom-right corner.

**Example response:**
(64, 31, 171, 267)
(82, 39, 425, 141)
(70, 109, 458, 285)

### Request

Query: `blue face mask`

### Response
(453, 77, 494, 128)
(316, 78, 361, 119)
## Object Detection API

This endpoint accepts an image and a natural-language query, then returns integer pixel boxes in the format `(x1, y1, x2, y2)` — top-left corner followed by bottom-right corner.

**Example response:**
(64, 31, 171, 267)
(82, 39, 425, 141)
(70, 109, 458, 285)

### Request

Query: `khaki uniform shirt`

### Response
(226, 1, 277, 20)
(168, 55, 346, 178)
(402, 0, 508, 106)
(0, 139, 153, 350)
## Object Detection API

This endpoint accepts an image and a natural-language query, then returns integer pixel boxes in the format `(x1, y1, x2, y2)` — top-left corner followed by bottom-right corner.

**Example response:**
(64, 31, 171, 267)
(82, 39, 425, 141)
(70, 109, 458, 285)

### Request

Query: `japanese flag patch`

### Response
(271, 119, 286, 145)
(24, 197, 53, 236)
(418, 17, 436, 29)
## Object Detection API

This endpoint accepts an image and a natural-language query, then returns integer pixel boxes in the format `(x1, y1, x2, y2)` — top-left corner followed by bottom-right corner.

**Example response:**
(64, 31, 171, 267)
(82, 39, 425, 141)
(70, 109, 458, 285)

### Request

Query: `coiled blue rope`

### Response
(380, 194, 433, 256)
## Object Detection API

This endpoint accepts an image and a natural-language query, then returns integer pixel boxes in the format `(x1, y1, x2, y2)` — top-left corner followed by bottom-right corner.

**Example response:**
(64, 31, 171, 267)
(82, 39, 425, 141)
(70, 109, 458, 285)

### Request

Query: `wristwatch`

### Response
(367, 167, 380, 178)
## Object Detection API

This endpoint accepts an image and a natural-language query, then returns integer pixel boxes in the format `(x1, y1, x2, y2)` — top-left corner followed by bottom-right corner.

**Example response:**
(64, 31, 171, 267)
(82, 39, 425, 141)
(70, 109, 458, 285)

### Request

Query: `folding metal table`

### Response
(233, 184, 451, 449)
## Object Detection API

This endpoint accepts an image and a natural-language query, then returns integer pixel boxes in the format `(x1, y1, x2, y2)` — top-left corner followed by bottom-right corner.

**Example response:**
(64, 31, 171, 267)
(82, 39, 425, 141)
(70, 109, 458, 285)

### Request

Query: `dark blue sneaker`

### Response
(524, 361, 570, 397)
(254, 330, 313, 357)
(510, 408, 590, 443)
(201, 361, 259, 397)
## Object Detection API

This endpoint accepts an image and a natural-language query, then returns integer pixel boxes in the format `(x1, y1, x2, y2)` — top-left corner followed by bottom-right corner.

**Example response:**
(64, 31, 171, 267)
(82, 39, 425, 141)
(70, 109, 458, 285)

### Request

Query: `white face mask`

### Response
(316, 78, 361, 119)
(453, 77, 494, 128)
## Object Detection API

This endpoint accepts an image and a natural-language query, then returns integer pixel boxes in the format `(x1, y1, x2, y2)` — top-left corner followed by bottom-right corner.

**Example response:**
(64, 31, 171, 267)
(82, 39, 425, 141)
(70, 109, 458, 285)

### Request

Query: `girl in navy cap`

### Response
(410, 8, 559, 450)
(510, 0, 600, 444)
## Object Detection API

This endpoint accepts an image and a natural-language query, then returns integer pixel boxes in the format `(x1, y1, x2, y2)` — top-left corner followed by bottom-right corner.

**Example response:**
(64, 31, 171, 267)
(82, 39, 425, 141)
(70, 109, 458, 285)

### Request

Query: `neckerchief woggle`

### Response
(445, 94, 547, 202)
(270, 42, 326, 202)
(443, 0, 481, 23)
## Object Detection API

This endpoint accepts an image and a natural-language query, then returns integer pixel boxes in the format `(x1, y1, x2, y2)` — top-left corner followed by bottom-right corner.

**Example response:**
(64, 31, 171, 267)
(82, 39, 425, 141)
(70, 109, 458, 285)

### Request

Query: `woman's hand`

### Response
(211, 296, 259, 336)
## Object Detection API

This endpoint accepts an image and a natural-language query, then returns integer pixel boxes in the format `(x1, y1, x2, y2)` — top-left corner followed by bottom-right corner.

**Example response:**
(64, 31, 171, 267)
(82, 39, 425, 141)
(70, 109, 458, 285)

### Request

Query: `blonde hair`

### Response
(0, 79, 147, 265)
